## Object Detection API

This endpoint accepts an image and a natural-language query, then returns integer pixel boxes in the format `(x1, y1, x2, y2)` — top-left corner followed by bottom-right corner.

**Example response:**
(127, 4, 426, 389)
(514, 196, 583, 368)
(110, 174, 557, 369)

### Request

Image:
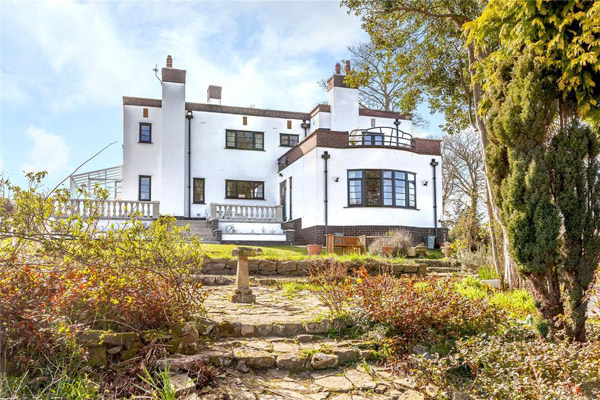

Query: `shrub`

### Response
(369, 229, 412, 257)
(404, 327, 600, 399)
(308, 258, 352, 316)
(455, 247, 494, 273)
(350, 269, 505, 346)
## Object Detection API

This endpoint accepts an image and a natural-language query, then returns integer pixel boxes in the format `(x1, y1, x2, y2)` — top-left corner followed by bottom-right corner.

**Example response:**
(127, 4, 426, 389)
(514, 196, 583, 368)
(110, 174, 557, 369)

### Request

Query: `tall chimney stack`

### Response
(344, 60, 351, 75)
(166, 55, 173, 68)
(335, 63, 341, 75)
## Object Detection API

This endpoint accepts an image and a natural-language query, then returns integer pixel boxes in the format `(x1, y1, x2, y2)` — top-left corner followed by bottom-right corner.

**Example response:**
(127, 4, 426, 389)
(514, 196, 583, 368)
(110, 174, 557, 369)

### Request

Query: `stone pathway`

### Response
(161, 281, 426, 399)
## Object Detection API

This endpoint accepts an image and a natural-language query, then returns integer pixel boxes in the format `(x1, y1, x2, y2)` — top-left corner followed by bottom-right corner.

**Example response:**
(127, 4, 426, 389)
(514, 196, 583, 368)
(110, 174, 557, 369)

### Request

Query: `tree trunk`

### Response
(467, 43, 520, 288)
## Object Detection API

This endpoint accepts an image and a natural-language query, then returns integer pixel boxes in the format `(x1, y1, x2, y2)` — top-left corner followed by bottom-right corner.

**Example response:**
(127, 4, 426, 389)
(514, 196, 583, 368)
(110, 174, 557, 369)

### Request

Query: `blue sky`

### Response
(1, 0, 444, 188)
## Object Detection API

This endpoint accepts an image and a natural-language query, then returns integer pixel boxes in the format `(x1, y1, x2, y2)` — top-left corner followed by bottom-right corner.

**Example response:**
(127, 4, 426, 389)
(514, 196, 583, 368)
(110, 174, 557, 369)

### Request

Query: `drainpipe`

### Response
(430, 158, 439, 246)
(321, 151, 330, 243)
(186, 110, 194, 218)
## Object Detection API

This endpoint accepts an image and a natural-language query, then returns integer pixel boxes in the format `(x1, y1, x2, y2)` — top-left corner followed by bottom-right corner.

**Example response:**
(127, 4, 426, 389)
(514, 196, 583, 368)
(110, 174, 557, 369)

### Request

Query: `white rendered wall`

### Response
(122, 106, 162, 202)
(310, 112, 331, 132)
(188, 112, 306, 218)
(329, 86, 359, 132)
(218, 221, 283, 234)
(282, 147, 442, 229)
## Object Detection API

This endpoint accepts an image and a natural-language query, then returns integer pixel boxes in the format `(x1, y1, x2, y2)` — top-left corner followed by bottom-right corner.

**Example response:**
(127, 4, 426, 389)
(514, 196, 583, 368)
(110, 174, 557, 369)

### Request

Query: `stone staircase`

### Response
(156, 282, 427, 399)
(175, 219, 218, 243)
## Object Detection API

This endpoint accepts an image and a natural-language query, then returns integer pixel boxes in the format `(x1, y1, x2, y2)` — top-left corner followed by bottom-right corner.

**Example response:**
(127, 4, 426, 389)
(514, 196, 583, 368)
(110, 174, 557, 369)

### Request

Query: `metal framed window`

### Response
(280, 133, 299, 147)
(139, 123, 152, 143)
(347, 169, 416, 208)
(226, 130, 264, 150)
(193, 178, 205, 204)
(225, 180, 265, 200)
(138, 175, 151, 201)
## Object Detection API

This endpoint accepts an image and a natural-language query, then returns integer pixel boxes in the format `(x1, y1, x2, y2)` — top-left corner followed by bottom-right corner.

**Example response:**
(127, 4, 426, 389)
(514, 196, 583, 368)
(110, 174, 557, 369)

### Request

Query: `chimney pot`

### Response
(344, 60, 351, 75)
(335, 63, 341, 75)
(207, 85, 222, 105)
(166, 55, 173, 68)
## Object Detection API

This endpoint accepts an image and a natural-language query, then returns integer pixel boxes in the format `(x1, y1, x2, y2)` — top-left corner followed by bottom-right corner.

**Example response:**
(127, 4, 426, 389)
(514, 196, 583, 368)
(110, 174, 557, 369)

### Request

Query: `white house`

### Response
(72, 56, 444, 246)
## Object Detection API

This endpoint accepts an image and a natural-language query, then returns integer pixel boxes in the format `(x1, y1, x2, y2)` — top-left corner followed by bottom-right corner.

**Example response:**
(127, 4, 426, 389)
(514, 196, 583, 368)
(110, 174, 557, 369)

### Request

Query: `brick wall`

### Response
(291, 218, 447, 247)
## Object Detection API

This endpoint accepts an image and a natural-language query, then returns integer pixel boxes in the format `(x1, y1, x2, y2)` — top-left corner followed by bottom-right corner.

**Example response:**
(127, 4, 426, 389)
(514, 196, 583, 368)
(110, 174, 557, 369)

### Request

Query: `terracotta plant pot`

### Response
(307, 244, 322, 256)
(382, 246, 395, 257)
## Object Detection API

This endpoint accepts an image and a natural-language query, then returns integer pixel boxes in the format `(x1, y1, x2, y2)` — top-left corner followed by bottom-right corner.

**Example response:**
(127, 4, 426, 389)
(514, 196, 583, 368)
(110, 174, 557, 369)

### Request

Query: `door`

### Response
(280, 181, 287, 222)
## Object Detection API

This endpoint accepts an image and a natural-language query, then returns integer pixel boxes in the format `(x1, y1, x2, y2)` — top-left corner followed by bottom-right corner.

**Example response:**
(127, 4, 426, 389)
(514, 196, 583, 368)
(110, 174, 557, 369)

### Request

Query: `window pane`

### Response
(226, 181, 236, 197)
(289, 135, 298, 146)
(348, 171, 362, 179)
(254, 133, 263, 149)
(237, 181, 251, 198)
(281, 135, 289, 146)
(366, 177, 381, 206)
(383, 170, 392, 178)
(408, 181, 416, 207)
(383, 178, 393, 206)
(253, 182, 264, 198)
(366, 170, 379, 179)
(140, 177, 150, 200)
(395, 171, 406, 180)
(237, 132, 254, 149)
(226, 132, 236, 147)
(193, 179, 204, 203)
(140, 124, 151, 142)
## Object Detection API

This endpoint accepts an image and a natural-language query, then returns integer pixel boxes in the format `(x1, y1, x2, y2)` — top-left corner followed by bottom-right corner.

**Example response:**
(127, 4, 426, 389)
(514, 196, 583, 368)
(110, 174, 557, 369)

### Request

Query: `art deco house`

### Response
(72, 56, 444, 245)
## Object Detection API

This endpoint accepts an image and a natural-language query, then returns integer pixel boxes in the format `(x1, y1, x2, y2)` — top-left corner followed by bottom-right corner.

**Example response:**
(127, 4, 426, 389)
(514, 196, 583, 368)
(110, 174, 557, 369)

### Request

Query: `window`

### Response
(138, 175, 151, 201)
(363, 133, 383, 146)
(139, 123, 152, 143)
(226, 130, 264, 150)
(226, 180, 264, 200)
(280, 133, 299, 147)
(347, 169, 416, 208)
(193, 178, 205, 204)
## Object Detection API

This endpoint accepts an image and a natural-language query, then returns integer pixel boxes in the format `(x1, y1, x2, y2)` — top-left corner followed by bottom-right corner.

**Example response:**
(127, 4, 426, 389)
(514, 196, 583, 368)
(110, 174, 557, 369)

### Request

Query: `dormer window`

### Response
(139, 123, 152, 143)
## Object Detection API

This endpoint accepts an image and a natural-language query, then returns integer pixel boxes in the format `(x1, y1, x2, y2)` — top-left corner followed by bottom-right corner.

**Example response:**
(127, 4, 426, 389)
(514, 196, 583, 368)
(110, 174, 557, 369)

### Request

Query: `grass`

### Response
(198, 243, 441, 263)
(281, 281, 321, 299)
(456, 276, 537, 319)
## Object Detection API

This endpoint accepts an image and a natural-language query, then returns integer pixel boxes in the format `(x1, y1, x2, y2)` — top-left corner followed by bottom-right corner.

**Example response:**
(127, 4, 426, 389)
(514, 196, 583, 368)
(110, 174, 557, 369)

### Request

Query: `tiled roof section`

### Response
(309, 104, 331, 117)
(185, 102, 310, 120)
(278, 130, 441, 171)
(162, 68, 186, 84)
(123, 97, 162, 107)
(359, 108, 412, 120)
(413, 138, 442, 156)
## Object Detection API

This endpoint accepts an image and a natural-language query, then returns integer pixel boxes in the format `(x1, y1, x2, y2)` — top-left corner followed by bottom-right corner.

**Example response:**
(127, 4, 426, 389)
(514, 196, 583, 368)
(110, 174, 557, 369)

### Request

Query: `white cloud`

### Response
(22, 126, 72, 178)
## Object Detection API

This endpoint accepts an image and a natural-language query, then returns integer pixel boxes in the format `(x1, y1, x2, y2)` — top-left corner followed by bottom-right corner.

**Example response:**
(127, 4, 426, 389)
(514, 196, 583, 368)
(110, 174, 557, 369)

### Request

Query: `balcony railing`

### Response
(209, 203, 283, 222)
(56, 199, 159, 220)
(349, 126, 413, 149)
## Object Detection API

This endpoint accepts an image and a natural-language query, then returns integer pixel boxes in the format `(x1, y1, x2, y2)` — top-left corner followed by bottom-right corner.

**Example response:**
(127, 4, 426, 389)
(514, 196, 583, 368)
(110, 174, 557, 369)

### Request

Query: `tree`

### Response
(342, 0, 516, 286)
(442, 129, 487, 251)
(467, 0, 600, 341)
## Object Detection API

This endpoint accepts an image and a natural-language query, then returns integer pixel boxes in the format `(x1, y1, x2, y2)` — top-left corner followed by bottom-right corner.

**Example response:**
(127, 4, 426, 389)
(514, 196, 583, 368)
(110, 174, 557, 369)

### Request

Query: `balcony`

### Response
(209, 203, 283, 223)
(56, 199, 159, 220)
(349, 126, 413, 149)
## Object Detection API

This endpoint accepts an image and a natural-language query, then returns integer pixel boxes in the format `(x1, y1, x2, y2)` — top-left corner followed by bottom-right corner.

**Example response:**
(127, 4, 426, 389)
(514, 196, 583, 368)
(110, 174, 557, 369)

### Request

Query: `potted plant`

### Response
(381, 245, 395, 257)
(307, 244, 322, 256)
(441, 242, 453, 257)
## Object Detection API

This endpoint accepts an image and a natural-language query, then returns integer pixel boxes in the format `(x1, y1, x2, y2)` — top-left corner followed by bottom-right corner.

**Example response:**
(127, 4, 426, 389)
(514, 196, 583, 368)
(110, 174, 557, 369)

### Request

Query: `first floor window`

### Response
(139, 175, 151, 201)
(226, 130, 264, 150)
(363, 133, 383, 146)
(139, 123, 152, 143)
(193, 178, 205, 204)
(226, 180, 264, 200)
(280, 133, 299, 147)
(348, 169, 416, 208)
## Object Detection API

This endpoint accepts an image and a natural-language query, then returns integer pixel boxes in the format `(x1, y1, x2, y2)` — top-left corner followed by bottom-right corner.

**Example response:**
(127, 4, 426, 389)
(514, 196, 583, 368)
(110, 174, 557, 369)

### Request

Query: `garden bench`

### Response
(325, 234, 366, 254)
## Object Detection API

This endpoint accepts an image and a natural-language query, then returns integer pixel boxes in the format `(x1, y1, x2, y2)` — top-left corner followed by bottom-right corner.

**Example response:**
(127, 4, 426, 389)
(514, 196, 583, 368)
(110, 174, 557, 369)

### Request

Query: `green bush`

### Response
(406, 327, 600, 399)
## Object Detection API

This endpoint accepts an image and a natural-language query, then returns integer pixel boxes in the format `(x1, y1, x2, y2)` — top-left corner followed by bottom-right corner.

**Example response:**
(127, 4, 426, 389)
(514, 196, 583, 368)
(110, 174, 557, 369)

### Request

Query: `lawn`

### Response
(198, 243, 445, 263)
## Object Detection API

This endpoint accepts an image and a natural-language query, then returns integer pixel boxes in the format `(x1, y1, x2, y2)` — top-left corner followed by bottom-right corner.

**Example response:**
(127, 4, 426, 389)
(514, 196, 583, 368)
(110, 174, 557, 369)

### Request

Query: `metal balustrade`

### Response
(349, 126, 414, 149)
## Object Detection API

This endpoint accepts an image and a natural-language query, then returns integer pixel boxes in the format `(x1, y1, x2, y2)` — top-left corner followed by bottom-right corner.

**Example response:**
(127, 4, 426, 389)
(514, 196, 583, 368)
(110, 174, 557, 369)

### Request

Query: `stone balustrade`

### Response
(209, 203, 283, 223)
(56, 199, 160, 219)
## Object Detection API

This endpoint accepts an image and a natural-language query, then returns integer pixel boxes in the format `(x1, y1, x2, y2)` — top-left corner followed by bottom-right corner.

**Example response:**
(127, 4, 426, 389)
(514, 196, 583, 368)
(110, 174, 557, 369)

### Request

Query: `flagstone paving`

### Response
(166, 280, 427, 399)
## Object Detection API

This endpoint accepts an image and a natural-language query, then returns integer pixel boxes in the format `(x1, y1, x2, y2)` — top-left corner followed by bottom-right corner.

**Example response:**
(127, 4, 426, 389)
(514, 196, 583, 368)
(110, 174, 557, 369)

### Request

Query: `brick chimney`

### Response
(335, 62, 341, 75)
(207, 85, 222, 105)
(344, 60, 351, 75)
(166, 55, 173, 68)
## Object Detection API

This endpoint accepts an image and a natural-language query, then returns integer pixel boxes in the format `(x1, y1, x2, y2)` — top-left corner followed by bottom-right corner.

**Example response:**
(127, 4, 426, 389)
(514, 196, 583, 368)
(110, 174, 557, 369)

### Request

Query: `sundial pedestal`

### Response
(229, 247, 262, 304)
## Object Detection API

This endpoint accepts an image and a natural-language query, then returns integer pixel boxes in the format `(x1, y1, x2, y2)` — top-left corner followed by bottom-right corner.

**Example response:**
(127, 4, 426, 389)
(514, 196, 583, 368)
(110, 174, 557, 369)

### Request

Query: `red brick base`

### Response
(288, 218, 447, 247)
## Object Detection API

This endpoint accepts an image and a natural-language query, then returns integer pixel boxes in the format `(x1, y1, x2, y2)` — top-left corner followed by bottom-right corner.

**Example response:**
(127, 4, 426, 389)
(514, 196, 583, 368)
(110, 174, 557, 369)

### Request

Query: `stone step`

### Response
(206, 317, 346, 338)
(159, 336, 381, 374)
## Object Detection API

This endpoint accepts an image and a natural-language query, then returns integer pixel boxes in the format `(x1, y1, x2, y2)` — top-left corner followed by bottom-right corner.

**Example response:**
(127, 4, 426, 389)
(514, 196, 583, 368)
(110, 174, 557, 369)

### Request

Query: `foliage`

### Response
(455, 246, 493, 272)
(0, 173, 205, 385)
(456, 276, 536, 319)
(308, 258, 353, 316)
(368, 229, 412, 257)
(350, 269, 505, 346)
(137, 365, 177, 400)
(466, 1, 600, 341)
(402, 327, 600, 399)
(476, 264, 499, 280)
